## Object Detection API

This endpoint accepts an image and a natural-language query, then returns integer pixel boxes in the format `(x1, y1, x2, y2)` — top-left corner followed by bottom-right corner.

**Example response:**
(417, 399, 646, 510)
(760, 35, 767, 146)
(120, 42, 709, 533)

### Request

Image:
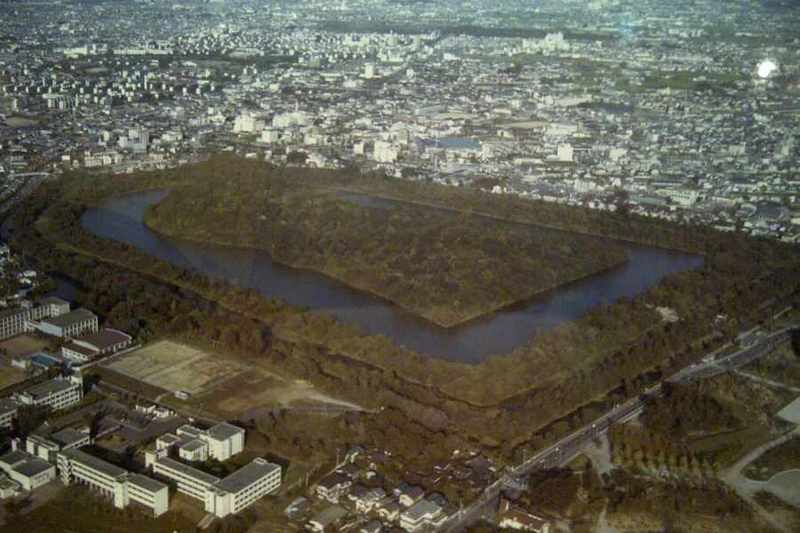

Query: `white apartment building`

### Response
(59, 448, 168, 517)
(14, 375, 83, 411)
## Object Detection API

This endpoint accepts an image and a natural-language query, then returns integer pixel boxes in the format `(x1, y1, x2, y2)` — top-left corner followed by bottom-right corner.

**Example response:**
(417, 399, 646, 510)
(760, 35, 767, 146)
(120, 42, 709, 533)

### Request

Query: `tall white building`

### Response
(374, 141, 399, 163)
(557, 143, 574, 162)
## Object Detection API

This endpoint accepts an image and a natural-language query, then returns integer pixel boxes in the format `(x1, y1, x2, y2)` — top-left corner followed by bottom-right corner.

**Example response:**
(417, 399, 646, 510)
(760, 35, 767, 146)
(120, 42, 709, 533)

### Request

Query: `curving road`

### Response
(439, 324, 797, 532)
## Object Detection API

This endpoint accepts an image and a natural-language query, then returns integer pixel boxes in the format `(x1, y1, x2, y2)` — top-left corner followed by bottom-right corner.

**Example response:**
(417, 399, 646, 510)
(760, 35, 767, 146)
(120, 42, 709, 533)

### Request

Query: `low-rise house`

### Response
(397, 484, 424, 508)
(350, 485, 386, 513)
(377, 500, 401, 522)
(316, 472, 352, 503)
(498, 499, 551, 532)
(399, 499, 445, 532)
(360, 519, 383, 533)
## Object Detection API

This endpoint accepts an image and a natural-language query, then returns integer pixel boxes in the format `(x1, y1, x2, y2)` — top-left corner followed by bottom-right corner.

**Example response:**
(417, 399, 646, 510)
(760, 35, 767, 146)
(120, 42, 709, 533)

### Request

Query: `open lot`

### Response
(104, 340, 361, 420)
(201, 371, 363, 419)
(0, 334, 51, 357)
(0, 334, 51, 389)
(0, 364, 26, 390)
(104, 340, 246, 395)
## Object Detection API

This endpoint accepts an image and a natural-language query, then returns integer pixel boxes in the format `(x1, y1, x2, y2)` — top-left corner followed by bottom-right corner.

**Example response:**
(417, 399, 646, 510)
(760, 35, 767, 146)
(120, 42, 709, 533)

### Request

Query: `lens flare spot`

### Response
(757, 60, 778, 79)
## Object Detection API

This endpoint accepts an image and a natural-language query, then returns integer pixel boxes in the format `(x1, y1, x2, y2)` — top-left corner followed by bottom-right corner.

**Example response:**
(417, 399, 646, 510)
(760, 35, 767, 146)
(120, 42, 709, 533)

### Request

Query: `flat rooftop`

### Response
(15, 457, 53, 477)
(215, 458, 280, 494)
(51, 427, 88, 447)
(41, 308, 96, 328)
(23, 378, 76, 400)
(128, 473, 167, 493)
(155, 456, 220, 486)
(0, 398, 19, 416)
(61, 448, 127, 479)
(207, 422, 244, 441)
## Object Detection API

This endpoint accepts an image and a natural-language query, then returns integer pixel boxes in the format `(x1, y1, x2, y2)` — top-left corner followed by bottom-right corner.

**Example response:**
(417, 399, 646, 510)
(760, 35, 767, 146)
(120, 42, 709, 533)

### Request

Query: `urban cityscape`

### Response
(0, 0, 799, 532)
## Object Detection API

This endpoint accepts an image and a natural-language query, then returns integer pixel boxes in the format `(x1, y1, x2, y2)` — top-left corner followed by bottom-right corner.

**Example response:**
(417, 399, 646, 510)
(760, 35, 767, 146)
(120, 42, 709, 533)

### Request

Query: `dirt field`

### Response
(0, 365, 25, 389)
(104, 340, 246, 395)
(105, 339, 363, 420)
(0, 334, 51, 357)
(0, 335, 50, 389)
(199, 370, 364, 419)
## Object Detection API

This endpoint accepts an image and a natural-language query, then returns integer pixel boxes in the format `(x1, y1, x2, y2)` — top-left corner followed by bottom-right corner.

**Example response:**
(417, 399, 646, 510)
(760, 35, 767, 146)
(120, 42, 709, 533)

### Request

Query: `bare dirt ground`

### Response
(0, 334, 50, 388)
(0, 364, 25, 389)
(198, 366, 365, 420)
(105, 340, 246, 394)
(105, 339, 364, 420)
(0, 334, 50, 357)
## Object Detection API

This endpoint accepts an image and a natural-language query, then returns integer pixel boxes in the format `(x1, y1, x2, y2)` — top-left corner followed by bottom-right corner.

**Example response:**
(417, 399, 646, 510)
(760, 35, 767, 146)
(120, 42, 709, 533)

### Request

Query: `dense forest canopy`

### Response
(143, 162, 628, 326)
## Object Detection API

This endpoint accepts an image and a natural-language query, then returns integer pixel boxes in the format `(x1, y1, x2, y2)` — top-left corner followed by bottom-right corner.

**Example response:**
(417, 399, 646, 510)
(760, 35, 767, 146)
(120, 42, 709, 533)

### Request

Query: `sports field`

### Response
(104, 340, 245, 395)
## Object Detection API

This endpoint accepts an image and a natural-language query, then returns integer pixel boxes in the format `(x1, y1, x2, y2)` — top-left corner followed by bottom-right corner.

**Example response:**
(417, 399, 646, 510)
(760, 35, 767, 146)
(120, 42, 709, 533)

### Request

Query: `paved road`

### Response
(733, 369, 800, 393)
(439, 325, 797, 532)
(721, 426, 800, 533)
